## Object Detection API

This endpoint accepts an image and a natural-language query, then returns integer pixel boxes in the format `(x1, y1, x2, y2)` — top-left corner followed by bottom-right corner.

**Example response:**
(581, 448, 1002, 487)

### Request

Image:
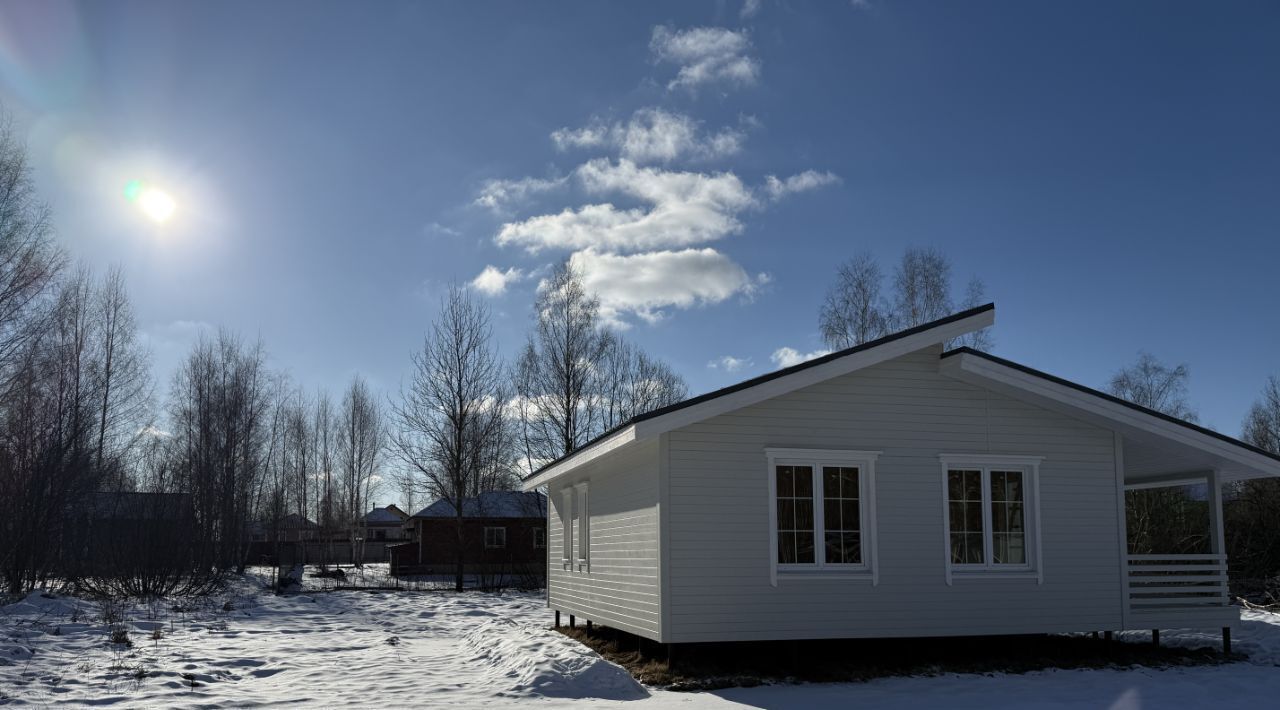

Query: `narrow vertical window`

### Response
(948, 469, 985, 564)
(575, 483, 589, 566)
(990, 470, 1026, 564)
(822, 466, 862, 564)
(533, 527, 546, 549)
(560, 489, 573, 563)
(775, 465, 815, 564)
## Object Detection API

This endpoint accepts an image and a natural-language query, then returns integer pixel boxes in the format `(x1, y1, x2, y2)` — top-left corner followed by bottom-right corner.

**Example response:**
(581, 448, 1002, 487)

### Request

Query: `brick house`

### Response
(390, 491, 546, 578)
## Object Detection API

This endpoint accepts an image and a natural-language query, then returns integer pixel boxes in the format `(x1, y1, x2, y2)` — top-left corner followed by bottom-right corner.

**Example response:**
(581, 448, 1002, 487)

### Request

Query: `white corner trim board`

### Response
(766, 448, 881, 588)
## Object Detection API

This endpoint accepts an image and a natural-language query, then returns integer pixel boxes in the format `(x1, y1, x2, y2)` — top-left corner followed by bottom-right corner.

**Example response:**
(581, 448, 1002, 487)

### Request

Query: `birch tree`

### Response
(391, 286, 507, 590)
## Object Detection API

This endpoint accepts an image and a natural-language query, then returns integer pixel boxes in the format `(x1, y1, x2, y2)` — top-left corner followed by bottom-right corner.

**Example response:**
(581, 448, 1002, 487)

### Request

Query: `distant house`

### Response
(522, 304, 1280, 652)
(390, 491, 547, 576)
(360, 504, 410, 542)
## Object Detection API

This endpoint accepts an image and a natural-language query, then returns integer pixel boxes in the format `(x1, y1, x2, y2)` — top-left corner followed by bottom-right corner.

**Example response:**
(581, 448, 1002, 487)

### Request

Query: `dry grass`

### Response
(558, 625, 1232, 691)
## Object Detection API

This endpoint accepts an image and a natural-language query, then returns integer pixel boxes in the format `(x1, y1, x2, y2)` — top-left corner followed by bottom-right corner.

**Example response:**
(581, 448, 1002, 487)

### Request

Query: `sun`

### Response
(125, 179, 177, 223)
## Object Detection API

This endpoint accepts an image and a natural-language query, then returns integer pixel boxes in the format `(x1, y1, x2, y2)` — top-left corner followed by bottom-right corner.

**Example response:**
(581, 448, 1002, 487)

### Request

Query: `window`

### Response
(560, 489, 573, 564)
(484, 526, 507, 549)
(766, 448, 880, 585)
(939, 455, 1043, 582)
(533, 527, 546, 549)
(574, 482, 589, 570)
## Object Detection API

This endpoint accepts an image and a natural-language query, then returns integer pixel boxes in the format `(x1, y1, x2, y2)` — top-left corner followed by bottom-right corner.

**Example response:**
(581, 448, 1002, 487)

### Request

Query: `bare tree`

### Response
(513, 262, 609, 465)
(1108, 352, 1198, 422)
(391, 286, 507, 590)
(948, 277, 994, 352)
(1109, 352, 1206, 555)
(819, 253, 889, 349)
(168, 330, 273, 573)
(91, 265, 153, 482)
(892, 246, 953, 329)
(0, 117, 65, 384)
(337, 375, 385, 566)
(598, 334, 688, 431)
(1227, 377, 1280, 584)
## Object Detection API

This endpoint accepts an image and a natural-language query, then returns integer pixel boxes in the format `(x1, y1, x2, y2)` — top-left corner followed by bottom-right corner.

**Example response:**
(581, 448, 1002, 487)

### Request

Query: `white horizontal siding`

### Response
(548, 438, 661, 640)
(665, 346, 1123, 643)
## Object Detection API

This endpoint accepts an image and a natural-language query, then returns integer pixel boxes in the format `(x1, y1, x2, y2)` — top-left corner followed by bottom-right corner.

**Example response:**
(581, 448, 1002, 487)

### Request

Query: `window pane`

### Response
(994, 532, 1026, 564)
(950, 533, 966, 564)
(823, 468, 840, 498)
(794, 466, 813, 497)
(843, 532, 861, 564)
(965, 533, 985, 563)
(965, 502, 983, 530)
(777, 499, 794, 529)
(964, 471, 982, 500)
(778, 532, 796, 564)
(795, 532, 815, 563)
(992, 501, 1007, 533)
(841, 499, 860, 531)
(795, 500, 814, 530)
(840, 467, 858, 495)
(776, 465, 815, 565)
(948, 471, 964, 499)
(776, 466, 795, 497)
(825, 532, 843, 564)
(824, 499, 840, 531)
(1008, 503, 1025, 533)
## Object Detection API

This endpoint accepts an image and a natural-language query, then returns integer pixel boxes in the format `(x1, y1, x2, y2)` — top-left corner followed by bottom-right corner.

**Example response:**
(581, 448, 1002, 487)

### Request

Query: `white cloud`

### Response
(569, 247, 763, 327)
(650, 26, 761, 92)
(473, 175, 567, 214)
(764, 170, 841, 200)
(771, 346, 833, 368)
(496, 159, 755, 253)
(426, 221, 461, 237)
(741, 0, 762, 20)
(552, 108, 747, 163)
(708, 355, 752, 372)
(470, 265, 525, 296)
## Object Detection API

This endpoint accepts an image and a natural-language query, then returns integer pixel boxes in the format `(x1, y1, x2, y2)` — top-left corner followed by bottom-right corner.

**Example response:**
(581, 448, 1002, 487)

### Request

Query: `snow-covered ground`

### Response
(3, 570, 1279, 708)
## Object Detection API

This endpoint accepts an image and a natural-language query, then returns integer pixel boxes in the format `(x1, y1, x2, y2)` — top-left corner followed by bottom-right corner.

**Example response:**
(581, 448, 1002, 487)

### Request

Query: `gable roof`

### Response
(522, 304, 996, 490)
(413, 490, 547, 519)
(940, 347, 1280, 482)
(362, 505, 409, 524)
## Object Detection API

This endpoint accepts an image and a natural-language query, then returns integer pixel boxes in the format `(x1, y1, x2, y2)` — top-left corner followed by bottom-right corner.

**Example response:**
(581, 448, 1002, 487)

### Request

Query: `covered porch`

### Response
(941, 349, 1280, 654)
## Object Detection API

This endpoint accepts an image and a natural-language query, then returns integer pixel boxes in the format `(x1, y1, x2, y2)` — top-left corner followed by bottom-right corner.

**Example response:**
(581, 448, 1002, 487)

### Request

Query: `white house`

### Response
(521, 304, 1280, 651)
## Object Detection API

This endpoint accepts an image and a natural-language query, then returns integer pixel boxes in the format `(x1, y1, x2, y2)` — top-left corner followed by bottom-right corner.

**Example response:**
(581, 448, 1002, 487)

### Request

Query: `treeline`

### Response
(0, 115, 688, 596)
(391, 265, 687, 591)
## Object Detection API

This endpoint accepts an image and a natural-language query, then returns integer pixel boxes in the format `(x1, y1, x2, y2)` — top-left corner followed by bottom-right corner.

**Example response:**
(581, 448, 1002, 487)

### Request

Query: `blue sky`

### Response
(0, 0, 1276, 436)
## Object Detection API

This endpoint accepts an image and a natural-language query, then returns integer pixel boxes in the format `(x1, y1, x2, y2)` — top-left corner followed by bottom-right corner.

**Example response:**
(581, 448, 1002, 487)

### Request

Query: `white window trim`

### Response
(766, 448, 880, 587)
(574, 482, 589, 572)
(484, 526, 507, 549)
(938, 454, 1044, 585)
(560, 488, 573, 569)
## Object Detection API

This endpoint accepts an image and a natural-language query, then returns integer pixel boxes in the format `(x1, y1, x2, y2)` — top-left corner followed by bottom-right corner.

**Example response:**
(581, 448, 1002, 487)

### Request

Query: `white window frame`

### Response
(939, 454, 1044, 585)
(766, 448, 880, 587)
(560, 488, 573, 568)
(533, 527, 546, 549)
(574, 482, 589, 571)
(484, 526, 507, 549)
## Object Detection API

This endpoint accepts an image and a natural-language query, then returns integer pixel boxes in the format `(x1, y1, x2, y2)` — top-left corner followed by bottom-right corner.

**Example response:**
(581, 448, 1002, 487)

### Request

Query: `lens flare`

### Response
(125, 179, 176, 223)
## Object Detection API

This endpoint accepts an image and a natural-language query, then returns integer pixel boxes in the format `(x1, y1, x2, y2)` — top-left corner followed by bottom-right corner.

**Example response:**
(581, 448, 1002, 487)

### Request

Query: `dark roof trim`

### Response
(523, 303, 996, 482)
(942, 347, 1280, 465)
